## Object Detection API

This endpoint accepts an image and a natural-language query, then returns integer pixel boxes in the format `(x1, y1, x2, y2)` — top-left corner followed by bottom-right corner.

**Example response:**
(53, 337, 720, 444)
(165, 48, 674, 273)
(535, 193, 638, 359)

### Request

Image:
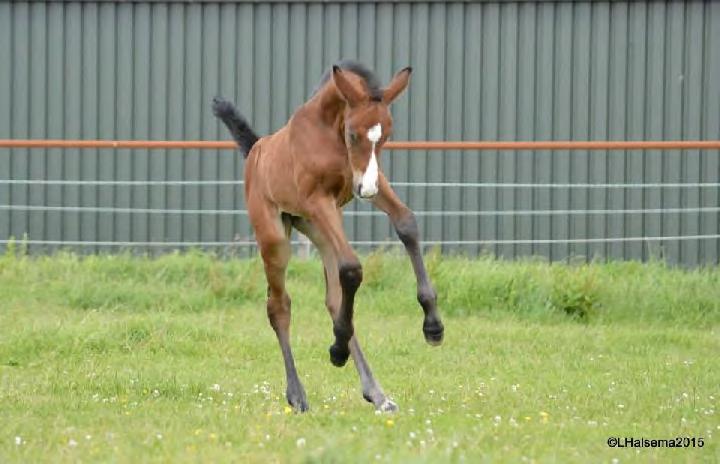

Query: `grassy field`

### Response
(0, 249, 719, 463)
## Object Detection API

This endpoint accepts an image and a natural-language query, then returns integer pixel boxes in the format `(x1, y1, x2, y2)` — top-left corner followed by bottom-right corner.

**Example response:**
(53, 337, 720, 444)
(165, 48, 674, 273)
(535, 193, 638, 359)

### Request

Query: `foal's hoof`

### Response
(377, 398, 399, 413)
(423, 317, 445, 346)
(363, 391, 399, 412)
(287, 393, 309, 412)
(329, 343, 350, 367)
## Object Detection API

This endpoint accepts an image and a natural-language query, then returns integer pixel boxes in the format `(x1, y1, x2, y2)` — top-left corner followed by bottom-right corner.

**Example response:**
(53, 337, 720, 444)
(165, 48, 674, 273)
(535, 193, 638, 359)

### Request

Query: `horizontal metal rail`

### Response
(2, 204, 719, 216)
(1, 139, 720, 151)
(2, 235, 719, 248)
(2, 179, 720, 189)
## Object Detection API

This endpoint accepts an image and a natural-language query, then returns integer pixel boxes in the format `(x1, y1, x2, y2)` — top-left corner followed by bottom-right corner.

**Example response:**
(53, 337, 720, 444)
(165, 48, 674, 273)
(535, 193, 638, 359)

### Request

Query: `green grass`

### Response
(1, 250, 719, 463)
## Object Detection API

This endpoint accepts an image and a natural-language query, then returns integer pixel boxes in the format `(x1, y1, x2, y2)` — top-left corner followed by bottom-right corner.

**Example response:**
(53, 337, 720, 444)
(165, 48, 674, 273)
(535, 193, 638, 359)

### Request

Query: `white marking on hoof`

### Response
(378, 398, 399, 413)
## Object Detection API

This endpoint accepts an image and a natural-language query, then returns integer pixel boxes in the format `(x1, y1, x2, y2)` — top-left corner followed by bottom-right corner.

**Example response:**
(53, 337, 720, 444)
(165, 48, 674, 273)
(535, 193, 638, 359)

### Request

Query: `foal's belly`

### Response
(273, 183, 354, 218)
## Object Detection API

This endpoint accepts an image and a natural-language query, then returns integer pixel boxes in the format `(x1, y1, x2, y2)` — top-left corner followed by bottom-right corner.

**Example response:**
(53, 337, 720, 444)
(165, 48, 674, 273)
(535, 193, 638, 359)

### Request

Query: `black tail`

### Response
(212, 97, 259, 158)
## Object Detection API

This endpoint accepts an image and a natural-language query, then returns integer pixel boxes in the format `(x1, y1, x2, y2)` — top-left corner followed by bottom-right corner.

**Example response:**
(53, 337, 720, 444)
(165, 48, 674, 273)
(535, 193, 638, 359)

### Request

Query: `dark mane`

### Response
(313, 60, 384, 101)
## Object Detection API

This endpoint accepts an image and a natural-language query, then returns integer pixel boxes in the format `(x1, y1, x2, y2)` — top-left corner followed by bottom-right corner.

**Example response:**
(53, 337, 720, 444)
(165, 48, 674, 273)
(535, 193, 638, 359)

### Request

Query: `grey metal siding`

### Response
(0, 1, 719, 265)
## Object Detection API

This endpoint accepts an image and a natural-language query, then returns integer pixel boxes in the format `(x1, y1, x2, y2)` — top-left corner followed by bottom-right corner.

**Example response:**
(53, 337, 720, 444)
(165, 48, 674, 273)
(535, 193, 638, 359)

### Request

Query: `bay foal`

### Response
(213, 61, 444, 412)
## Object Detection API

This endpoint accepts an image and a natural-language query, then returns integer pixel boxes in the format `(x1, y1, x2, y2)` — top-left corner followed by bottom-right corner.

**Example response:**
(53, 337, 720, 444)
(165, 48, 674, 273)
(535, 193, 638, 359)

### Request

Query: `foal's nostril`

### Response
(355, 180, 378, 199)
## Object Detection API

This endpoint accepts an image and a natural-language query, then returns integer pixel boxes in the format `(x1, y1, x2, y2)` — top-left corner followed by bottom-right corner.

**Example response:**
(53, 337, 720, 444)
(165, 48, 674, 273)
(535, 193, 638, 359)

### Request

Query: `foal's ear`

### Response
(332, 65, 365, 107)
(383, 66, 412, 104)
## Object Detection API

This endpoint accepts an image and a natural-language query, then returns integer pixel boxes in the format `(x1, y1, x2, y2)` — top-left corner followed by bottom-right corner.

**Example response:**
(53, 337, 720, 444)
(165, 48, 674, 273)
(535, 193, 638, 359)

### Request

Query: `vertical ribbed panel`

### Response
(0, 1, 718, 265)
(0, 3, 10, 247)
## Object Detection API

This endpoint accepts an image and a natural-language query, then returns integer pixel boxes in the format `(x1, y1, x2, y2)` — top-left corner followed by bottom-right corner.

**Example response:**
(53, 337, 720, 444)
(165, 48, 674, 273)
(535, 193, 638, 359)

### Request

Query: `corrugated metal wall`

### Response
(1, 1, 719, 264)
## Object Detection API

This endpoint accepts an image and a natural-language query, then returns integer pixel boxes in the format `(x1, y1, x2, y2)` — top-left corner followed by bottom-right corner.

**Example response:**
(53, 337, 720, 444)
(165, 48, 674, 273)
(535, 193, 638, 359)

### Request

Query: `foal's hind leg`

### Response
(253, 207, 308, 411)
(293, 217, 397, 412)
(349, 337, 397, 412)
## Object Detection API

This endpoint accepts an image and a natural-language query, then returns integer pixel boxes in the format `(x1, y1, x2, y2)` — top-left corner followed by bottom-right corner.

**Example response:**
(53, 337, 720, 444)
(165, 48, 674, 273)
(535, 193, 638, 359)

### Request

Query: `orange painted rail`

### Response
(387, 140, 720, 151)
(1, 139, 720, 151)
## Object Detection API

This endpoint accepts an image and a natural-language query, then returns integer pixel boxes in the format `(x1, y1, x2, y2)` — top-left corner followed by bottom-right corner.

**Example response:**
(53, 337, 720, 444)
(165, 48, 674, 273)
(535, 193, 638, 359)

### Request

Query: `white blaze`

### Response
(360, 123, 382, 198)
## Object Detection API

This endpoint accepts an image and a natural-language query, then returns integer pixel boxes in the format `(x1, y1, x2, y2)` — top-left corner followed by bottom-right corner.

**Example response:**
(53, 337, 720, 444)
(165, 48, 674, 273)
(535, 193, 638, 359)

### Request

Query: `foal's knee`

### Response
(329, 261, 361, 368)
(338, 260, 363, 294)
(394, 211, 419, 247)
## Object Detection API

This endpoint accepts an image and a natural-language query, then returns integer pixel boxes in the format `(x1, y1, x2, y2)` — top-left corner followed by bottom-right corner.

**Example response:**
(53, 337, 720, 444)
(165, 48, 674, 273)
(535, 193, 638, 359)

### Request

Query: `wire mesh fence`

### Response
(1, 140, 719, 265)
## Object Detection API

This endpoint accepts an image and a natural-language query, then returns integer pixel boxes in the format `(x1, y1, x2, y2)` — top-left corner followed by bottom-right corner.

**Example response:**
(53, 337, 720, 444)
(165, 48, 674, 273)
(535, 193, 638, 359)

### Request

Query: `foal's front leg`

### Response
(305, 198, 363, 367)
(293, 216, 397, 412)
(372, 174, 444, 345)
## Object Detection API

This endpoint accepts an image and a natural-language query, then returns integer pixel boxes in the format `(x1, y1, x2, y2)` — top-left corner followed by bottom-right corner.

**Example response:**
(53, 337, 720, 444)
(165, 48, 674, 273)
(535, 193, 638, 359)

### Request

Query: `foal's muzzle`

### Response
(355, 182, 378, 200)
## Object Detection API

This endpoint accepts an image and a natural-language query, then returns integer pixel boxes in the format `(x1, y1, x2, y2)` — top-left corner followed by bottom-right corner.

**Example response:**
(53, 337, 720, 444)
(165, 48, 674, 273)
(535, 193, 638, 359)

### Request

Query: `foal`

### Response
(213, 61, 444, 412)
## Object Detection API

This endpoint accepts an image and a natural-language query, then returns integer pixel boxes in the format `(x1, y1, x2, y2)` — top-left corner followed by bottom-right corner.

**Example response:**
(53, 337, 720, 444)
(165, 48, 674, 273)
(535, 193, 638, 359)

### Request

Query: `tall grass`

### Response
(2, 248, 717, 327)
(1, 250, 718, 462)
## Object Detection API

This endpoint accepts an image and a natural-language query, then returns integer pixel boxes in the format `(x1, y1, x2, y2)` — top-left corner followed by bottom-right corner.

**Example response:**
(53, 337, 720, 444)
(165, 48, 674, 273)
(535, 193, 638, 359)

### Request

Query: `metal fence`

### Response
(1, 139, 719, 265)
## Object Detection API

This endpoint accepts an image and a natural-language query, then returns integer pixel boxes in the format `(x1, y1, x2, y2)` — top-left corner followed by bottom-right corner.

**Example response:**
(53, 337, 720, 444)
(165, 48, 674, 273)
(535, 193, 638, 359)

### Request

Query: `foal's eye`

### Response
(348, 132, 359, 144)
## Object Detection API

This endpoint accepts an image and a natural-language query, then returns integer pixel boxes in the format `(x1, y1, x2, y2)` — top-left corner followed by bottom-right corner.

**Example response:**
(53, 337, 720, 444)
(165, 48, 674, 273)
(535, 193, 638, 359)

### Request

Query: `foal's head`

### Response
(332, 65, 412, 199)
